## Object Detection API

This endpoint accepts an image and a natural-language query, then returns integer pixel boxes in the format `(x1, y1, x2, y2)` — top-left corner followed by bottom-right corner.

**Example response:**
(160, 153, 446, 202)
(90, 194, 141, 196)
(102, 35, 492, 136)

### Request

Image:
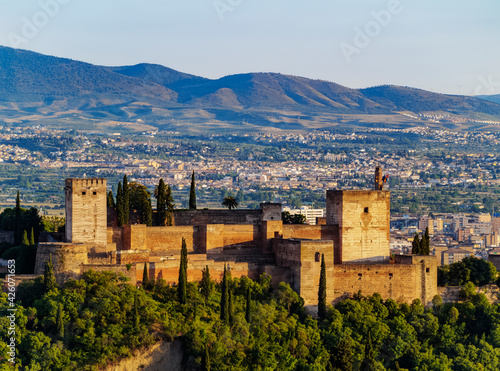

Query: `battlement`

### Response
(65, 177, 107, 249)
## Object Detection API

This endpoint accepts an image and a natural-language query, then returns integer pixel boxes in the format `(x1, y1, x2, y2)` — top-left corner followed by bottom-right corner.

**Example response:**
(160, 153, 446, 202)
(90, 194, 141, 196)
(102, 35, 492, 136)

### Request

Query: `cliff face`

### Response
(105, 340, 183, 371)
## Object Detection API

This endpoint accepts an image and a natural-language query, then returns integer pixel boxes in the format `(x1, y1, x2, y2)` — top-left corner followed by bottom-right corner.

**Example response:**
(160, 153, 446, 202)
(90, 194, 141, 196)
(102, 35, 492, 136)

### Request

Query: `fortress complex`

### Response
(35, 169, 438, 306)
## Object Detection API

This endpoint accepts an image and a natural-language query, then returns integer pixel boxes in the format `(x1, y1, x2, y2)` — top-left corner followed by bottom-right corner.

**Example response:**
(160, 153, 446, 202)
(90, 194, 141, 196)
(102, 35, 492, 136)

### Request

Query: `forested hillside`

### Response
(2, 263, 500, 370)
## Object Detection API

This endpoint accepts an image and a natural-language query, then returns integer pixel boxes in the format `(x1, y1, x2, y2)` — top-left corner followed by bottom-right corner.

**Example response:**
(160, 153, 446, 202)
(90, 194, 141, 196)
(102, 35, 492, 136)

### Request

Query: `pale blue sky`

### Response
(0, 0, 499, 95)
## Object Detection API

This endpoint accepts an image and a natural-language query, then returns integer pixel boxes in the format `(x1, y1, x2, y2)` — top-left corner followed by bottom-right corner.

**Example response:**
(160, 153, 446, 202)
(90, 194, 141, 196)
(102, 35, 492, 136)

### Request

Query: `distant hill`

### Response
(1, 45, 500, 132)
(479, 94, 500, 105)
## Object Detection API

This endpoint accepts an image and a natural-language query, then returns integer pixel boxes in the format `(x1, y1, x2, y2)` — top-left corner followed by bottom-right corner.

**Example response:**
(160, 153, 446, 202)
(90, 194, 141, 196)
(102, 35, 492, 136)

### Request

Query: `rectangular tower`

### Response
(65, 178, 107, 250)
(326, 190, 390, 263)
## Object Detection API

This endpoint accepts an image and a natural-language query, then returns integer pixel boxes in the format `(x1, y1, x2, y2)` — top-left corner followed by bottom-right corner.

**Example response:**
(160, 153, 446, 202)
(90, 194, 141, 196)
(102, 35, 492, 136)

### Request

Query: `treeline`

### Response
(5, 258, 500, 369)
(0, 191, 44, 274)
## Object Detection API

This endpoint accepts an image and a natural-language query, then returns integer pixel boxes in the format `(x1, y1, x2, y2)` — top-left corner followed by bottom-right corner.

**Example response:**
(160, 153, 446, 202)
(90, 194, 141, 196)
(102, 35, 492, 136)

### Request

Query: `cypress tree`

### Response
(220, 264, 229, 325)
(200, 265, 212, 303)
(411, 233, 421, 254)
(43, 254, 57, 293)
(29, 227, 35, 246)
(21, 230, 29, 246)
(156, 178, 167, 226)
(202, 344, 211, 371)
(123, 175, 130, 225)
(14, 190, 21, 245)
(133, 291, 139, 330)
(318, 253, 327, 319)
(107, 190, 115, 208)
(245, 286, 251, 323)
(178, 238, 188, 304)
(189, 171, 196, 210)
(142, 263, 149, 289)
(166, 184, 174, 226)
(228, 286, 234, 327)
(116, 182, 124, 227)
(423, 227, 430, 255)
(56, 303, 64, 340)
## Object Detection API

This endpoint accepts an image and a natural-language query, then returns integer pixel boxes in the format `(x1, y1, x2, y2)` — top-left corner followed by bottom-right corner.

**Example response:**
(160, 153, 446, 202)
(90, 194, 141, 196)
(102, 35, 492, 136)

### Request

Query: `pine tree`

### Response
(156, 178, 167, 226)
(14, 190, 21, 245)
(43, 254, 57, 293)
(362, 334, 377, 371)
(178, 238, 188, 304)
(245, 286, 251, 323)
(29, 227, 35, 246)
(141, 192, 153, 227)
(200, 265, 212, 303)
(202, 344, 211, 371)
(189, 171, 196, 210)
(411, 233, 421, 254)
(123, 175, 130, 225)
(318, 253, 327, 319)
(116, 182, 124, 227)
(107, 190, 115, 208)
(56, 303, 64, 340)
(333, 339, 353, 371)
(220, 264, 229, 325)
(166, 184, 174, 226)
(142, 263, 149, 289)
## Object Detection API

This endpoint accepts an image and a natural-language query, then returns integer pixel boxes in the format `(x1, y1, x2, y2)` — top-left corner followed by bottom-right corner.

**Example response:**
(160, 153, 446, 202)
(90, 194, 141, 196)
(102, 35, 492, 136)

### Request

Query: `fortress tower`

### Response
(65, 178, 107, 252)
(326, 189, 390, 264)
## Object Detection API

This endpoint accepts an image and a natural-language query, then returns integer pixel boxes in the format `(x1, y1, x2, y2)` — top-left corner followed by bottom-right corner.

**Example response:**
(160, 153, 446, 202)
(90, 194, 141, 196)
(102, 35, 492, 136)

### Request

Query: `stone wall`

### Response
(83, 264, 137, 285)
(273, 238, 335, 306)
(173, 209, 262, 226)
(139, 256, 249, 285)
(65, 178, 107, 251)
(326, 190, 390, 264)
(34, 242, 89, 284)
(0, 231, 14, 244)
(334, 255, 438, 305)
(222, 224, 259, 253)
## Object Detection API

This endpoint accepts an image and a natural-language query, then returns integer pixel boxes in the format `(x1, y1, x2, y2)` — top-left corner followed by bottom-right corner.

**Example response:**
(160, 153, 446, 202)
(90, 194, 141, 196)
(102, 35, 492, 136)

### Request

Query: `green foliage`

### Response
(128, 181, 153, 226)
(189, 171, 196, 210)
(116, 182, 124, 227)
(200, 265, 212, 303)
(222, 196, 239, 210)
(440, 256, 497, 287)
(43, 255, 57, 293)
(245, 286, 251, 323)
(142, 263, 149, 289)
(282, 211, 307, 224)
(107, 190, 115, 208)
(318, 253, 327, 320)
(177, 238, 188, 304)
(220, 264, 229, 325)
(123, 175, 130, 225)
(155, 178, 167, 226)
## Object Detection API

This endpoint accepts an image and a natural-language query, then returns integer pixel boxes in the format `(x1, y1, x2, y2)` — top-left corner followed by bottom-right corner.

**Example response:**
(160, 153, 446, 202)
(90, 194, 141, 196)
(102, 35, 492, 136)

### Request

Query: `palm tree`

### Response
(222, 197, 239, 210)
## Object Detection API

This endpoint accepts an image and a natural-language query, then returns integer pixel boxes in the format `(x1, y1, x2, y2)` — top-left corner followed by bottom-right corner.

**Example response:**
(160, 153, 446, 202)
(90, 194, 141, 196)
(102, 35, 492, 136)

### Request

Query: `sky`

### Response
(0, 0, 499, 95)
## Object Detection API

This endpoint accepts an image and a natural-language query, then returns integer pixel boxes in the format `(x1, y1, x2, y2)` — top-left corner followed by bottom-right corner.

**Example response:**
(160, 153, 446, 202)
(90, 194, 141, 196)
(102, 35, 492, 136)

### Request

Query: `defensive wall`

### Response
(332, 255, 438, 305)
(273, 238, 335, 306)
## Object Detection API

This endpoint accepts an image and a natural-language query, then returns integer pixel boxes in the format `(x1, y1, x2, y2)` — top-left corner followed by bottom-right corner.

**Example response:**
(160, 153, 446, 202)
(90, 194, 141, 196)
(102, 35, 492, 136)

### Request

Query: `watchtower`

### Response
(326, 189, 390, 264)
(65, 178, 107, 251)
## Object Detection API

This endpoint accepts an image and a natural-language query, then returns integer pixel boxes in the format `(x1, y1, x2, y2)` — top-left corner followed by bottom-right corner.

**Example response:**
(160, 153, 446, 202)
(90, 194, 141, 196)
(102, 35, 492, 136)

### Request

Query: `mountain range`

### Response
(1, 45, 499, 133)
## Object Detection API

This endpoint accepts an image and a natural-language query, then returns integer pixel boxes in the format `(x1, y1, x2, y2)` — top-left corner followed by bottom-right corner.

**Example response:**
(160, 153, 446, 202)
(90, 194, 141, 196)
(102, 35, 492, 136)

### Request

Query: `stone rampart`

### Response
(34, 242, 88, 284)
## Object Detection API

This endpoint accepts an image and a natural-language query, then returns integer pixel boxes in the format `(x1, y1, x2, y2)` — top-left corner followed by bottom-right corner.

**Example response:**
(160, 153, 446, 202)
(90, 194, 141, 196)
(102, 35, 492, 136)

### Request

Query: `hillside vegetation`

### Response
(3, 267, 500, 370)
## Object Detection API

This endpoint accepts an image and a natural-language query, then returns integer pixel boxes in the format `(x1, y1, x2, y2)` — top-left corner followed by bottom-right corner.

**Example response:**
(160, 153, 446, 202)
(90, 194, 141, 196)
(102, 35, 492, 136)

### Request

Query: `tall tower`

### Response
(326, 189, 390, 264)
(65, 178, 107, 251)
